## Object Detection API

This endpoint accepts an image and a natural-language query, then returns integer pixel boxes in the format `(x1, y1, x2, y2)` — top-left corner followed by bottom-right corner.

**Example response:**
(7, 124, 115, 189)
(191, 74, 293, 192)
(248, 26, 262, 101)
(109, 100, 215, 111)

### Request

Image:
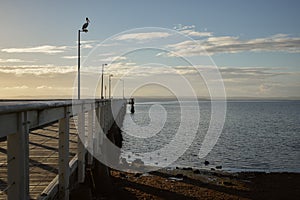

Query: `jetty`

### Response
(0, 99, 127, 200)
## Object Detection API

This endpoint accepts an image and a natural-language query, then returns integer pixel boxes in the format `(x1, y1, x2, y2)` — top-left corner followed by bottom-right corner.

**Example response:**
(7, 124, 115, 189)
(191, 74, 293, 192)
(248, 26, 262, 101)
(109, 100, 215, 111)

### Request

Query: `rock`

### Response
(175, 174, 184, 179)
(134, 173, 142, 178)
(223, 181, 235, 186)
(216, 165, 222, 169)
(131, 158, 145, 169)
(120, 173, 127, 178)
(204, 160, 210, 165)
(193, 169, 201, 174)
(183, 167, 193, 171)
(132, 158, 144, 165)
(210, 168, 215, 171)
(121, 158, 128, 165)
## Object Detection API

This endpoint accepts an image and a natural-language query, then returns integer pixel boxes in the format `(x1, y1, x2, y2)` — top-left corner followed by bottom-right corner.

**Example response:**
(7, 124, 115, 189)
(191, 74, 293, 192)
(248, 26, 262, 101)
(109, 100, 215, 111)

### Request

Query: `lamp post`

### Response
(78, 17, 90, 100)
(101, 63, 107, 99)
(120, 79, 125, 99)
(109, 74, 113, 99)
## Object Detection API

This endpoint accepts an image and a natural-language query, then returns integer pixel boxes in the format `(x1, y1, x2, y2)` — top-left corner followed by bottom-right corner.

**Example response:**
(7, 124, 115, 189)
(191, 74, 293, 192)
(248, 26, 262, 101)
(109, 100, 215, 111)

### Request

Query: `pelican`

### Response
(82, 17, 90, 31)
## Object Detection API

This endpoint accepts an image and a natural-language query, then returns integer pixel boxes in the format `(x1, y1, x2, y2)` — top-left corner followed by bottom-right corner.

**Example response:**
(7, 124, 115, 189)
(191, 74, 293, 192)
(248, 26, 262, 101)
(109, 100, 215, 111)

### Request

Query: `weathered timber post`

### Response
(78, 105, 86, 183)
(7, 111, 29, 200)
(58, 108, 70, 200)
(87, 104, 95, 165)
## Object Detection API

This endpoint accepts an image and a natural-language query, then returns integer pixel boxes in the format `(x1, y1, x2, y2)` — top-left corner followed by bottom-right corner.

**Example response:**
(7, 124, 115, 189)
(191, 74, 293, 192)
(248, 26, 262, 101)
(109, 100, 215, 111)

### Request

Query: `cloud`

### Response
(166, 34, 300, 56)
(173, 24, 196, 31)
(258, 84, 272, 94)
(173, 24, 213, 37)
(114, 32, 171, 41)
(0, 58, 34, 63)
(79, 40, 98, 44)
(219, 67, 290, 81)
(180, 30, 213, 37)
(96, 43, 119, 47)
(0, 65, 76, 75)
(98, 56, 127, 62)
(62, 55, 78, 59)
(36, 85, 53, 90)
(2, 45, 70, 54)
(76, 40, 99, 49)
(4, 85, 29, 90)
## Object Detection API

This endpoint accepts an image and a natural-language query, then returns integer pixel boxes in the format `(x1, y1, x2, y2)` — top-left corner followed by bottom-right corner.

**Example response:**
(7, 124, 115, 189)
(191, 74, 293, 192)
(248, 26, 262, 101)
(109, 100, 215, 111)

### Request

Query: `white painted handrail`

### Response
(0, 99, 127, 200)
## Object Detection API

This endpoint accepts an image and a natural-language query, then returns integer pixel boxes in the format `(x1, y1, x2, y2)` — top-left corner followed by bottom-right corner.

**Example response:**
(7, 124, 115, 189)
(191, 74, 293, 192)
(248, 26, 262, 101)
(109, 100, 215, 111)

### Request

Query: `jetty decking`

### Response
(0, 120, 78, 199)
(0, 99, 126, 200)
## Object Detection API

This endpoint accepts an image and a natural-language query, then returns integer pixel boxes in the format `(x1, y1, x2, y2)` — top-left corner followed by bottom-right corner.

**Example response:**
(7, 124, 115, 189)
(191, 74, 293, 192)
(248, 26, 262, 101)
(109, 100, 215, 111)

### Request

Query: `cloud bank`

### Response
(167, 34, 300, 56)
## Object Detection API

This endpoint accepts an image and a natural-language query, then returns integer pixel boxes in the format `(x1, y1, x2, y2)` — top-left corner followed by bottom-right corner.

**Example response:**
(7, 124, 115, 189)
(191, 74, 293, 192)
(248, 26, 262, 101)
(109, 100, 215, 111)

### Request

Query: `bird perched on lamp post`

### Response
(82, 17, 90, 32)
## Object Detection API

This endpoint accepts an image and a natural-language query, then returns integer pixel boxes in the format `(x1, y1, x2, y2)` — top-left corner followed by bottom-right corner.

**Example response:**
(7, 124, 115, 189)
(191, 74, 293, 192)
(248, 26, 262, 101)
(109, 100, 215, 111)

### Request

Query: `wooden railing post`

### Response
(87, 104, 94, 165)
(58, 108, 70, 200)
(94, 104, 101, 157)
(77, 106, 86, 183)
(7, 111, 29, 200)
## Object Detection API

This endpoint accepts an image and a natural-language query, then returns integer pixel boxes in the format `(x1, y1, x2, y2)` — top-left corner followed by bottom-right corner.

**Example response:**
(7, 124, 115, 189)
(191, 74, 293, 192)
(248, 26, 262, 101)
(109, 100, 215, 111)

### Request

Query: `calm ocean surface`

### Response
(121, 101, 300, 172)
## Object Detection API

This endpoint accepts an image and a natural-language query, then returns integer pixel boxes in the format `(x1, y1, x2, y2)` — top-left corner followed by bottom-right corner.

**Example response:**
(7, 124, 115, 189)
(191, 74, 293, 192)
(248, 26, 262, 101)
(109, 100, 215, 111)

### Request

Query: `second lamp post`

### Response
(101, 63, 107, 99)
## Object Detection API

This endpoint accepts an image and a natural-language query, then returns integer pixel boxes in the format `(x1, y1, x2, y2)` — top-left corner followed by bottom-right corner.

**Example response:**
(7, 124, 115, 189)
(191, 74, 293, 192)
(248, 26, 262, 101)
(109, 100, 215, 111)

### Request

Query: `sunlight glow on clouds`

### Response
(2, 45, 70, 54)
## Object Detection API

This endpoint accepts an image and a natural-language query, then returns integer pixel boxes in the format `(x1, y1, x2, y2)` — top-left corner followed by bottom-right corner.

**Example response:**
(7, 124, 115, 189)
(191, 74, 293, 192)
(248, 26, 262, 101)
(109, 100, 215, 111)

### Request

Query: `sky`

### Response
(0, 0, 300, 99)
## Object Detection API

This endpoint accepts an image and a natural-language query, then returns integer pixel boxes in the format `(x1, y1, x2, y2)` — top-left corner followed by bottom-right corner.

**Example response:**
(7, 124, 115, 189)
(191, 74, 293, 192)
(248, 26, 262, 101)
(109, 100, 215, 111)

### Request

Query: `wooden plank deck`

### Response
(0, 118, 80, 200)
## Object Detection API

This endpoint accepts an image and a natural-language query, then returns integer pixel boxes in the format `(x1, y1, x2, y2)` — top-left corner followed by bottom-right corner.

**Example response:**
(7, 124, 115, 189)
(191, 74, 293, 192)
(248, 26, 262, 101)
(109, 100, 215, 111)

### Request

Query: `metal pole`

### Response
(78, 30, 80, 100)
(101, 64, 107, 99)
(101, 64, 104, 99)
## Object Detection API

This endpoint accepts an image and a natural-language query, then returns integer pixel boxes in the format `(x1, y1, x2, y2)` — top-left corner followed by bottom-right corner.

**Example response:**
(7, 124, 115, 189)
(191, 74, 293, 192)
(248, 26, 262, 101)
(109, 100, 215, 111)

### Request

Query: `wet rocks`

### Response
(134, 173, 142, 178)
(132, 158, 144, 166)
(183, 167, 193, 171)
(175, 173, 185, 179)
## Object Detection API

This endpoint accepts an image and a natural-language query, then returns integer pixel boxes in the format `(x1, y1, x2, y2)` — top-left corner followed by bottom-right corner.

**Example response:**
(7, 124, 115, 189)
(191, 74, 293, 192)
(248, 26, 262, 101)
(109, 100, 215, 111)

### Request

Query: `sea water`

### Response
(121, 101, 300, 172)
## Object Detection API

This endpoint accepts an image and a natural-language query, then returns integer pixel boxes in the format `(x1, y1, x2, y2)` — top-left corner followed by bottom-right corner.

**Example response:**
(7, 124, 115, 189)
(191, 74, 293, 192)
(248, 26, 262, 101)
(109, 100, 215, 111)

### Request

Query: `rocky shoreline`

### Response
(70, 165, 300, 200)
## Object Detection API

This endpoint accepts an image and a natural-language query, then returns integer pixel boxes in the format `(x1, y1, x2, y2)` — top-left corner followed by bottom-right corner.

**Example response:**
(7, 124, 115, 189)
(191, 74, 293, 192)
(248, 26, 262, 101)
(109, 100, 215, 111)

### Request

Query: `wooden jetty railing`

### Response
(0, 99, 127, 200)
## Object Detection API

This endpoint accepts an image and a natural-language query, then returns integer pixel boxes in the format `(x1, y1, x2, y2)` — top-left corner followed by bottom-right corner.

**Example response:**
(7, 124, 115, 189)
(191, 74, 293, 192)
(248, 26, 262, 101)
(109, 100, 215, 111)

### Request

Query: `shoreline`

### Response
(70, 165, 300, 200)
(110, 167, 300, 200)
